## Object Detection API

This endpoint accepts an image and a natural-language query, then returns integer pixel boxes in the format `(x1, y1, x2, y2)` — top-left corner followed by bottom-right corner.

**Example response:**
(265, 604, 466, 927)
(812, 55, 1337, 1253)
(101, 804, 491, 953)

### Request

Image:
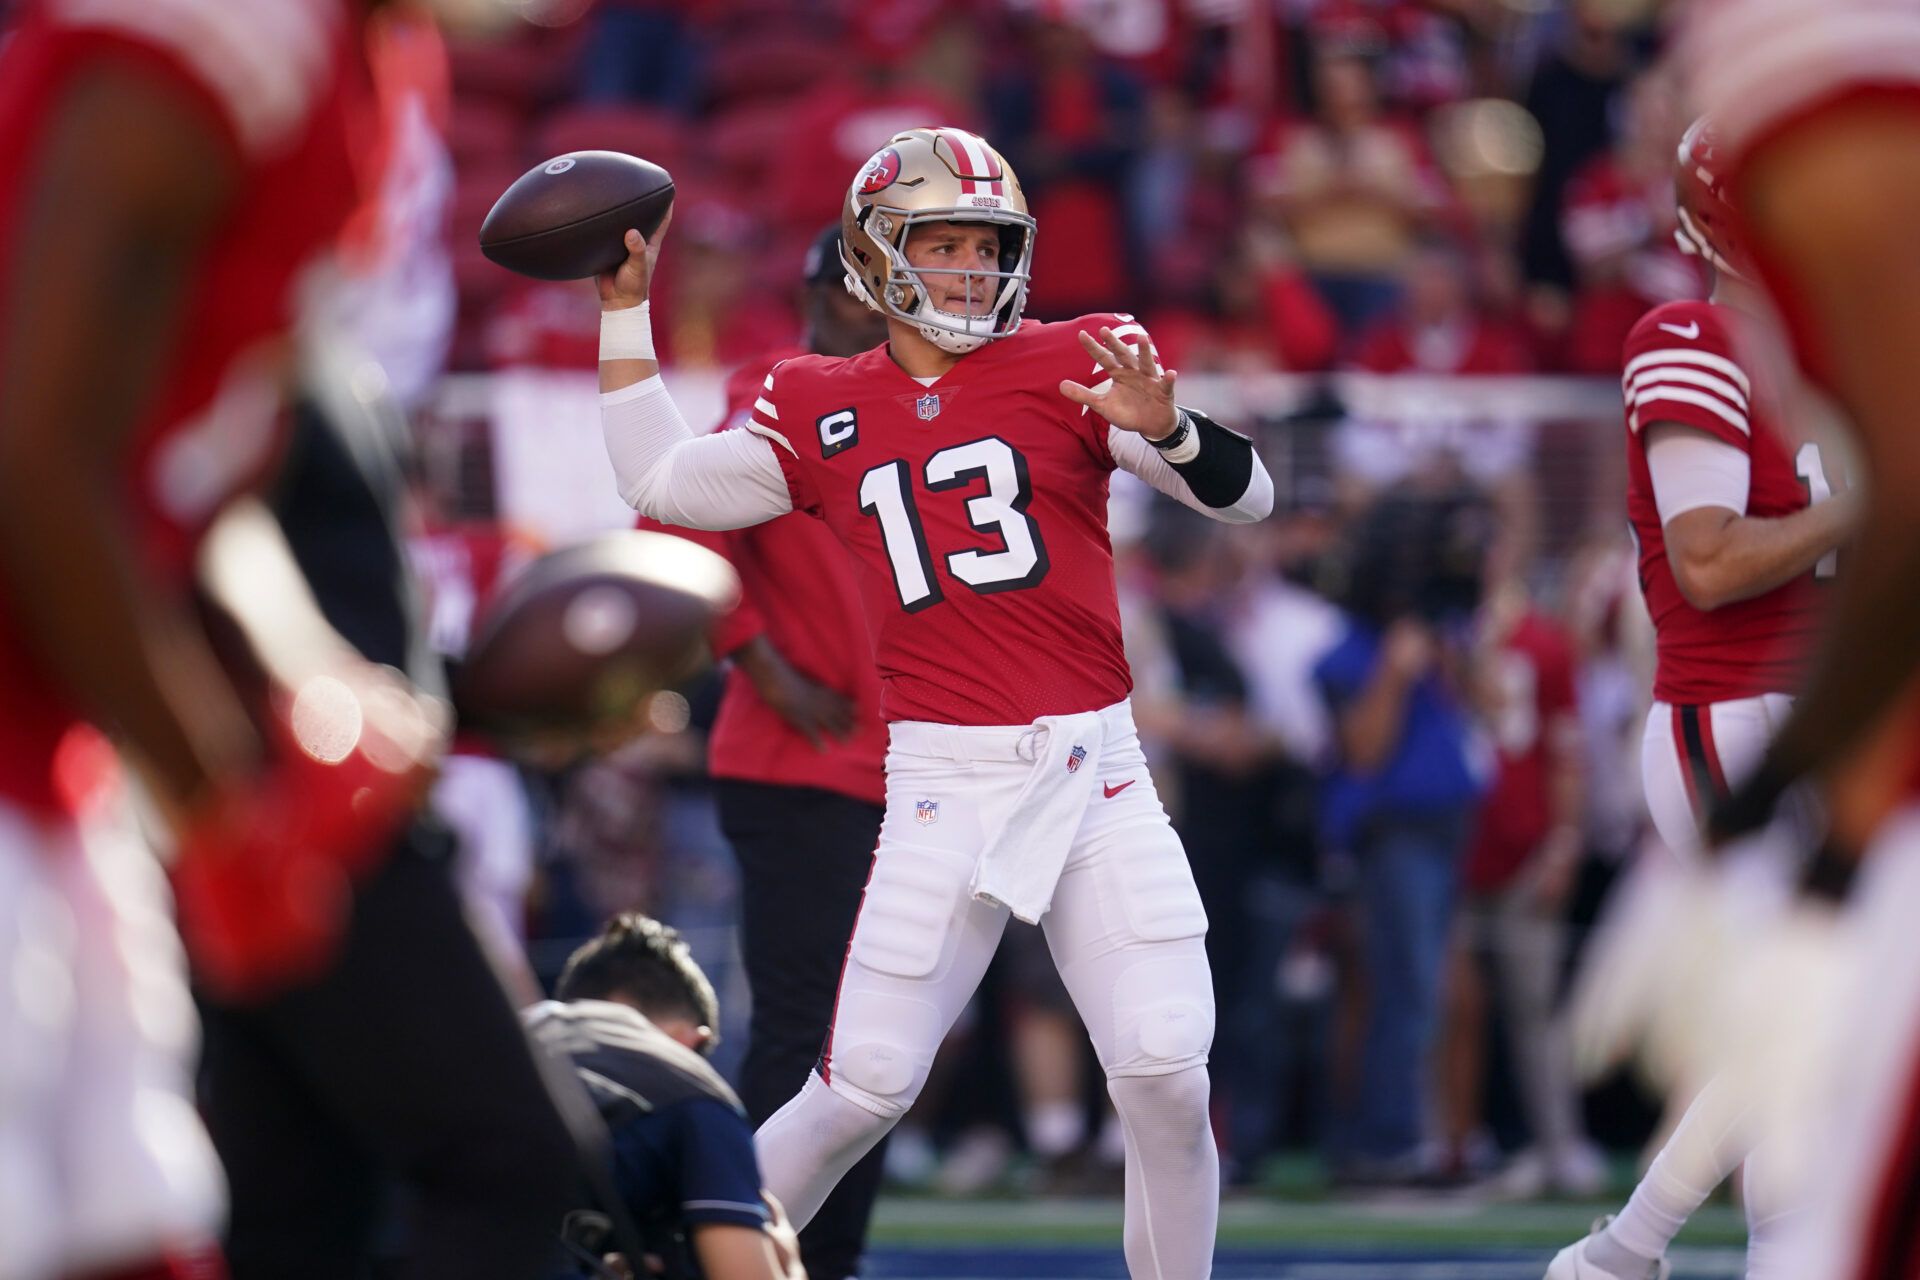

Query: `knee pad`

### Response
(824, 991, 942, 1115)
(1107, 949, 1215, 1073)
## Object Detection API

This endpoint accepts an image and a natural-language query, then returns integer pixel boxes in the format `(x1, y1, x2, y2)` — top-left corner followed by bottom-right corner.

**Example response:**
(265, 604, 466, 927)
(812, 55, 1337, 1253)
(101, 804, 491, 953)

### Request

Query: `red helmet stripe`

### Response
(942, 128, 1003, 193)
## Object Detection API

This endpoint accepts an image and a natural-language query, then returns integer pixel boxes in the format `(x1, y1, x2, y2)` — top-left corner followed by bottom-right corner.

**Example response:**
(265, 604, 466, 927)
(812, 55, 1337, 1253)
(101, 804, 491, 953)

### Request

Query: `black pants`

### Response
(196, 821, 578, 1280)
(716, 780, 885, 1280)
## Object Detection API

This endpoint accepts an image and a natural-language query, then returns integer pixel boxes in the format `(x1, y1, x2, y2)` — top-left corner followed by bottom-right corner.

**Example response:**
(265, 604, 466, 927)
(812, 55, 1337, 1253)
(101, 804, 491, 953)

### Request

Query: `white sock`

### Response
(1107, 1067, 1218, 1280)
(1606, 1076, 1751, 1260)
(1026, 1101, 1085, 1159)
(754, 1072, 898, 1229)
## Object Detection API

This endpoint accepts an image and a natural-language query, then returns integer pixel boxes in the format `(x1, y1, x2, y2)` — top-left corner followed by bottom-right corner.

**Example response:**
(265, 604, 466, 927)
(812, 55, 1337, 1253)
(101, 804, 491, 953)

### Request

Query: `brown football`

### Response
(478, 151, 675, 281)
(454, 531, 737, 736)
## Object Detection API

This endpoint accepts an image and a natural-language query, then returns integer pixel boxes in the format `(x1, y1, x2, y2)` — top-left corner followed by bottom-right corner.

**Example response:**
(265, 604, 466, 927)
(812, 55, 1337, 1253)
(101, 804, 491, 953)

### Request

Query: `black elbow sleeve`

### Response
(1167, 408, 1255, 508)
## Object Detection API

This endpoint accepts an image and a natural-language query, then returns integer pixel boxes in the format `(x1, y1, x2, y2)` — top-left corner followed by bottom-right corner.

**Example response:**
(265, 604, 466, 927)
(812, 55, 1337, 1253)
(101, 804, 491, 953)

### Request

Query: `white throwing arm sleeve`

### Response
(600, 376, 793, 530)
(1646, 425, 1751, 524)
(1106, 424, 1275, 524)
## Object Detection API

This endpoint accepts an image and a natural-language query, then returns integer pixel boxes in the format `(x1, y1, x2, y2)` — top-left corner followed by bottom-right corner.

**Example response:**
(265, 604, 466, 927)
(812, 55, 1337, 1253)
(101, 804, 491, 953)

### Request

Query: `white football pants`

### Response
(1631, 694, 1798, 1273)
(1777, 806, 1920, 1280)
(0, 797, 224, 1280)
(755, 699, 1219, 1279)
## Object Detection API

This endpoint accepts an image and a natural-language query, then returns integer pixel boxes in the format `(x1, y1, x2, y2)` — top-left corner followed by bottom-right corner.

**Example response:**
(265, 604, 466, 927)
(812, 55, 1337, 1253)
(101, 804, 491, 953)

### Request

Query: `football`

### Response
(478, 151, 675, 281)
(454, 531, 738, 737)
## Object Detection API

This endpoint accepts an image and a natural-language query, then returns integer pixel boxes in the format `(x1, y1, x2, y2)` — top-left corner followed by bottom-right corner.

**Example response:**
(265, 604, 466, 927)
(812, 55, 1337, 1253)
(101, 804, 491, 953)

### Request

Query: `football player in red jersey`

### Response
(1545, 119, 1859, 1280)
(597, 127, 1273, 1279)
(0, 3, 388, 1275)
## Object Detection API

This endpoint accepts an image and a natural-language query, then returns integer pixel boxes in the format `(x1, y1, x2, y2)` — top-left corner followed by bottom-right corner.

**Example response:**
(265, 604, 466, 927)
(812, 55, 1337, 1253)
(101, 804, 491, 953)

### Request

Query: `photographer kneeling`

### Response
(528, 914, 805, 1280)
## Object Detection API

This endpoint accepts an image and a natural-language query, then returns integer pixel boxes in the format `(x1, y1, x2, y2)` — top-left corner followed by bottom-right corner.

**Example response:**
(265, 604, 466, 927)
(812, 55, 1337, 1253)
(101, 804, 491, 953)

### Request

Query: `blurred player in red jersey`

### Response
(0, 2, 388, 1275)
(1660, 5, 1920, 1276)
(0, 2, 578, 1278)
(637, 225, 893, 1280)
(1545, 118, 1859, 1280)
(597, 127, 1274, 1279)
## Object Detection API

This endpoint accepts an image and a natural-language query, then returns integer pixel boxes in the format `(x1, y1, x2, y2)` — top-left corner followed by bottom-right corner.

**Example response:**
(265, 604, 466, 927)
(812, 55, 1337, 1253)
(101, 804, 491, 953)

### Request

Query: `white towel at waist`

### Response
(967, 708, 1106, 924)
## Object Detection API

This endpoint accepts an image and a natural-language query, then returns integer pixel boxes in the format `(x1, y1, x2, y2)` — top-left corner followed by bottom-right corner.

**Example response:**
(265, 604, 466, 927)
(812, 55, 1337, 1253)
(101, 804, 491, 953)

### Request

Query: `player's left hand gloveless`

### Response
(1059, 326, 1179, 440)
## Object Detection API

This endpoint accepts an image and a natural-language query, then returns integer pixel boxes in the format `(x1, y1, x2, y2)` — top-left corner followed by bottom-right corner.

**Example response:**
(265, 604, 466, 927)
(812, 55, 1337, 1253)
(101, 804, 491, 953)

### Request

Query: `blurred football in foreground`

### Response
(479, 150, 674, 280)
(455, 531, 736, 736)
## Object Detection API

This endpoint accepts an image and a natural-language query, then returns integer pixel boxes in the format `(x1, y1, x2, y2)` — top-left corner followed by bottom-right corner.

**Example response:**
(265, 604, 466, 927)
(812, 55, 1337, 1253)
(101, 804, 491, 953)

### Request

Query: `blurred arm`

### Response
(0, 63, 255, 817)
(1723, 104, 1920, 821)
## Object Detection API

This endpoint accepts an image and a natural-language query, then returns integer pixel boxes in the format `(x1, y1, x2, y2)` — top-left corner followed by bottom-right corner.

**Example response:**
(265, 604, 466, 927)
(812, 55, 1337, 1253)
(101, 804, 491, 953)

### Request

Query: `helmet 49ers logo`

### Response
(857, 147, 902, 194)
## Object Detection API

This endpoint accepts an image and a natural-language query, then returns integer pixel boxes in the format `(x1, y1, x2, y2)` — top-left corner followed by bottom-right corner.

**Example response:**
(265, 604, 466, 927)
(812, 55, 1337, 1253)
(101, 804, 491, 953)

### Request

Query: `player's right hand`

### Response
(740, 638, 856, 750)
(598, 205, 673, 311)
(761, 1193, 807, 1280)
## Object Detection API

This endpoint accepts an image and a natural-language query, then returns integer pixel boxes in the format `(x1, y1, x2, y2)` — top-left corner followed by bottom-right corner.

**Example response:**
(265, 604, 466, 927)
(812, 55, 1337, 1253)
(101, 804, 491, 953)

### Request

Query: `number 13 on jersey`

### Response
(858, 437, 1051, 612)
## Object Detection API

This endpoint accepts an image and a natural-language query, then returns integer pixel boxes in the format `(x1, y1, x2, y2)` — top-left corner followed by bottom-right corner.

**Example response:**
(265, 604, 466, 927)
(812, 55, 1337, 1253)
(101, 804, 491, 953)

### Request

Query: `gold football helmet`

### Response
(840, 127, 1036, 354)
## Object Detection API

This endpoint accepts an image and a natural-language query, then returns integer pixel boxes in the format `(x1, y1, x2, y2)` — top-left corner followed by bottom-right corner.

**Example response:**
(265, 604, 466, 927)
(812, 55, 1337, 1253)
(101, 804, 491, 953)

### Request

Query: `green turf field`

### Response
(863, 1192, 1749, 1277)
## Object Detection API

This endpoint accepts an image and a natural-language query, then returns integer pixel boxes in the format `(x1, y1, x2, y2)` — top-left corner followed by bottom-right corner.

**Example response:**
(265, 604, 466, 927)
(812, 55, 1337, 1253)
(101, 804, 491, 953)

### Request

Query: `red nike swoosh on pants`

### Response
(1102, 780, 1134, 799)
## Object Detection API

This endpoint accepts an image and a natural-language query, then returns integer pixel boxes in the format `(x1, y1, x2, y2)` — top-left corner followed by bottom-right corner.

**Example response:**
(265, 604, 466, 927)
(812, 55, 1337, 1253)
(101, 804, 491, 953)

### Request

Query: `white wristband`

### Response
(600, 301, 655, 362)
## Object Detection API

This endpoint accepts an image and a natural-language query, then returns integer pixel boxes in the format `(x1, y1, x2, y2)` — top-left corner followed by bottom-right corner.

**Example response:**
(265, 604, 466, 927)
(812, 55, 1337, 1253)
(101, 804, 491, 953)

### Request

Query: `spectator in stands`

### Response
(1149, 224, 1341, 373)
(988, 12, 1145, 318)
(1315, 488, 1488, 1183)
(1556, 68, 1702, 372)
(578, 0, 704, 110)
(1347, 234, 1535, 375)
(527, 913, 803, 1280)
(1252, 51, 1445, 334)
(1517, 0, 1639, 300)
(1333, 236, 1537, 504)
(1439, 535, 1604, 1194)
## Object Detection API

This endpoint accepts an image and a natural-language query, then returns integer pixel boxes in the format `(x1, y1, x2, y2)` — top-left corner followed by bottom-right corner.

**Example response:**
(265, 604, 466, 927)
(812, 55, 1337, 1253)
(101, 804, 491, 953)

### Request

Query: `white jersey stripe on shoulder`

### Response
(1622, 346, 1751, 396)
(762, 373, 776, 390)
(1631, 385, 1751, 434)
(753, 397, 779, 421)
(744, 419, 797, 458)
(1623, 364, 1749, 410)
(55, 0, 334, 155)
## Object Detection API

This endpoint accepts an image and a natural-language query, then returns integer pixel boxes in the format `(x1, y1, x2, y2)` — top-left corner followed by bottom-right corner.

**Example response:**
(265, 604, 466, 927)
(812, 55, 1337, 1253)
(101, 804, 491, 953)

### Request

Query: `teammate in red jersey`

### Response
(638, 225, 895, 1280)
(598, 126, 1273, 1279)
(1545, 118, 1859, 1280)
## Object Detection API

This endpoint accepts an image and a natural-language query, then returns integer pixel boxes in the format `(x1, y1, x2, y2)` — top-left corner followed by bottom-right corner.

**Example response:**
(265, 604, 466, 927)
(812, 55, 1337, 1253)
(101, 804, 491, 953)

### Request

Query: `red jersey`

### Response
(1624, 300, 1830, 704)
(643, 354, 886, 806)
(1465, 609, 1579, 893)
(747, 315, 1145, 727)
(0, 0, 373, 814)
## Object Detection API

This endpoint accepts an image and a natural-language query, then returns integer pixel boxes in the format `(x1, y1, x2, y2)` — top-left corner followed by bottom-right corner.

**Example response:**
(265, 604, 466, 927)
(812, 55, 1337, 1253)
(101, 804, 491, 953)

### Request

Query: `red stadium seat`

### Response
(533, 104, 690, 173)
(703, 32, 844, 108)
(705, 101, 795, 187)
(446, 99, 524, 170)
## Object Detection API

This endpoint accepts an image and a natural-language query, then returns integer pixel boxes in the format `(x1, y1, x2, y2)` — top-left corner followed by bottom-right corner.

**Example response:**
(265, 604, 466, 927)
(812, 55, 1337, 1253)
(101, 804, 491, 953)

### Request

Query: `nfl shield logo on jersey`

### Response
(916, 798, 939, 825)
(916, 393, 941, 420)
(1066, 745, 1087, 774)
